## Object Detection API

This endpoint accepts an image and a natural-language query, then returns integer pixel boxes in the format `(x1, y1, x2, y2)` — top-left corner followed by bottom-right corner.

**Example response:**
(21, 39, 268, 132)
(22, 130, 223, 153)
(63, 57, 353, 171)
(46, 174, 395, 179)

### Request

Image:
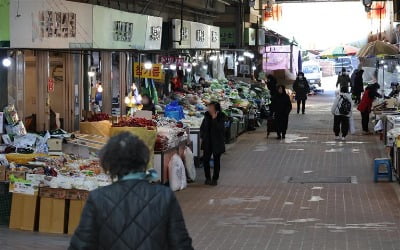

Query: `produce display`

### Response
(113, 117, 156, 129)
(87, 113, 110, 122)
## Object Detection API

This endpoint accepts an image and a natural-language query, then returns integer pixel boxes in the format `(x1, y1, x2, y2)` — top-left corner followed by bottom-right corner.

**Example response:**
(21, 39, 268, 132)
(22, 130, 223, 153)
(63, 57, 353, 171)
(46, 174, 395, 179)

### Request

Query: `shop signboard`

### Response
(190, 21, 210, 49)
(220, 27, 235, 47)
(133, 63, 164, 80)
(172, 19, 191, 49)
(160, 56, 185, 66)
(244, 28, 256, 46)
(209, 25, 220, 49)
(144, 16, 162, 50)
(0, 0, 10, 46)
(10, 0, 93, 49)
(258, 29, 265, 46)
(93, 5, 147, 50)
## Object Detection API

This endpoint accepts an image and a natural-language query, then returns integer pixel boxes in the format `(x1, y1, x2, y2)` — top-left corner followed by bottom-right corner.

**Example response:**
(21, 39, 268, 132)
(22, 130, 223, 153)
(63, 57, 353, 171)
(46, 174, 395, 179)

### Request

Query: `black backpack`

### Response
(338, 95, 351, 115)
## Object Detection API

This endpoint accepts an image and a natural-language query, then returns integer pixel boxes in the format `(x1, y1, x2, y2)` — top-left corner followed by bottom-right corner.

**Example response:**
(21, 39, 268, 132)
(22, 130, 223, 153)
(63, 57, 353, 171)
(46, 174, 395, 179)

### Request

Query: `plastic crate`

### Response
(0, 183, 12, 225)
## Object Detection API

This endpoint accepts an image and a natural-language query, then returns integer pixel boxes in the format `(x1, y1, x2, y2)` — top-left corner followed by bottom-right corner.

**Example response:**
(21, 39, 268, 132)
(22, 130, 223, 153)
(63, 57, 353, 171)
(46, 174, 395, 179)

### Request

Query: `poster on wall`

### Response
(220, 27, 235, 47)
(0, 0, 10, 44)
(209, 25, 220, 49)
(245, 28, 256, 46)
(190, 22, 210, 49)
(10, 0, 93, 48)
(172, 19, 191, 49)
(144, 16, 163, 50)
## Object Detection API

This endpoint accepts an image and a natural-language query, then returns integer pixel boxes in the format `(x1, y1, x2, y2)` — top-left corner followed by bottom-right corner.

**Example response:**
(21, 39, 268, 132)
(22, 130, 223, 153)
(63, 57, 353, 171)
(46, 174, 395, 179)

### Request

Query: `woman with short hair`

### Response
(69, 132, 193, 250)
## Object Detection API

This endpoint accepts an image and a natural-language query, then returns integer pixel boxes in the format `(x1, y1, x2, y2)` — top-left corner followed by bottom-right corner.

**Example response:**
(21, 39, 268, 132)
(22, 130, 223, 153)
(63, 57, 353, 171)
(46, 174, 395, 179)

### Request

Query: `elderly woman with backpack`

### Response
(331, 87, 353, 140)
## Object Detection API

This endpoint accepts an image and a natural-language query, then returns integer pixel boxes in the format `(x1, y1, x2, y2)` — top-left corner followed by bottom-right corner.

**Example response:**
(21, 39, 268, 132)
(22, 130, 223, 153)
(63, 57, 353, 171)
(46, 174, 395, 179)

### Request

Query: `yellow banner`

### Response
(133, 63, 164, 80)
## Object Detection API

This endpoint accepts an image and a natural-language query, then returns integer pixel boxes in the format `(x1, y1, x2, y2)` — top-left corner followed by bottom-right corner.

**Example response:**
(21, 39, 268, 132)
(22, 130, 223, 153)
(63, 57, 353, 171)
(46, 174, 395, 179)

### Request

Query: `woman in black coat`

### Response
(200, 101, 226, 186)
(272, 85, 292, 139)
(352, 69, 364, 104)
(69, 132, 193, 250)
(293, 72, 310, 114)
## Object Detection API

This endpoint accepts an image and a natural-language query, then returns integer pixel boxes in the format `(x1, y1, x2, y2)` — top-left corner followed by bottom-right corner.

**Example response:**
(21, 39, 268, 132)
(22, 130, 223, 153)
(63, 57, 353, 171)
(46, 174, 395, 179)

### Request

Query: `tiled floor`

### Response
(1, 91, 400, 250)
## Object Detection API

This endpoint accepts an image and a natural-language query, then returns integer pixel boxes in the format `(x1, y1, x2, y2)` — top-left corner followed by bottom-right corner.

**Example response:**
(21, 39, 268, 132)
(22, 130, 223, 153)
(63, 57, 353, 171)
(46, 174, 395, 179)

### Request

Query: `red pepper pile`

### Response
(113, 117, 156, 128)
(88, 113, 110, 122)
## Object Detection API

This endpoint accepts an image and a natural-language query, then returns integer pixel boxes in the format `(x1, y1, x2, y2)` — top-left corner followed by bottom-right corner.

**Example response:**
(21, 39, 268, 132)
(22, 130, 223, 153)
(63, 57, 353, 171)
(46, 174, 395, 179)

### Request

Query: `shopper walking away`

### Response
(350, 69, 359, 89)
(200, 101, 226, 186)
(293, 72, 310, 114)
(271, 85, 292, 139)
(331, 87, 353, 140)
(357, 83, 382, 134)
(352, 69, 364, 104)
(266, 74, 278, 96)
(69, 132, 193, 250)
(336, 68, 351, 92)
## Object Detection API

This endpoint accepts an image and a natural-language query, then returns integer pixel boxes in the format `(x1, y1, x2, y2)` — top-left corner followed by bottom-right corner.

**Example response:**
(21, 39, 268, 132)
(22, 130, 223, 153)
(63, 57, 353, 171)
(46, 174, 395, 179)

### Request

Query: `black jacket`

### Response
(200, 112, 226, 155)
(352, 72, 364, 95)
(293, 78, 310, 100)
(272, 93, 292, 118)
(69, 180, 193, 250)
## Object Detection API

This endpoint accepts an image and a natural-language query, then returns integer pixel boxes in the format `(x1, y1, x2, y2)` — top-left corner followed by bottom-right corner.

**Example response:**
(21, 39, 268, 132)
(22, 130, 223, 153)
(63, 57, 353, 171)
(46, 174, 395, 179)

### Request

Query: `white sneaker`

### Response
(341, 137, 346, 141)
(335, 136, 340, 140)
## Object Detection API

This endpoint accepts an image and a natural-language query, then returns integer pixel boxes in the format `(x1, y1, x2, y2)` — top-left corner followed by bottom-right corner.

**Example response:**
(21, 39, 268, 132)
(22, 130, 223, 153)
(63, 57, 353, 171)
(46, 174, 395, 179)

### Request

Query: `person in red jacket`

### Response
(357, 83, 382, 134)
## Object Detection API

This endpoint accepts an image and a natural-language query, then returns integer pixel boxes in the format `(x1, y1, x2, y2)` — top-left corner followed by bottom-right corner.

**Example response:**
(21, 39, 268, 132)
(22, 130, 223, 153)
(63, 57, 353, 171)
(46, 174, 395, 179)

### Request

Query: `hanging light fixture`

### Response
(238, 56, 245, 62)
(88, 71, 96, 77)
(202, 65, 208, 70)
(192, 61, 198, 66)
(2, 58, 11, 67)
(252, 65, 257, 70)
(144, 61, 153, 70)
(170, 64, 177, 70)
(209, 55, 218, 61)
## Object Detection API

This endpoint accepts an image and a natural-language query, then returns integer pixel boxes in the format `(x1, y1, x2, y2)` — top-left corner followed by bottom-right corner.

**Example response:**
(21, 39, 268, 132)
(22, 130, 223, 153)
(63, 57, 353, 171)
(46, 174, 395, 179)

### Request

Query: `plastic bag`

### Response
(3, 105, 19, 125)
(168, 154, 187, 191)
(349, 116, 356, 135)
(184, 147, 196, 181)
(165, 101, 185, 121)
(374, 120, 383, 132)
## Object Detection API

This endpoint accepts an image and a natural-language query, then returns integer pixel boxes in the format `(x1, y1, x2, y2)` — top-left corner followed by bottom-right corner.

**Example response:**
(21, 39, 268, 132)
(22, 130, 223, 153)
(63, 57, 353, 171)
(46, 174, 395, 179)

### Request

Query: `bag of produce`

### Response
(3, 104, 19, 125)
(165, 101, 185, 121)
(183, 147, 196, 181)
(168, 154, 187, 191)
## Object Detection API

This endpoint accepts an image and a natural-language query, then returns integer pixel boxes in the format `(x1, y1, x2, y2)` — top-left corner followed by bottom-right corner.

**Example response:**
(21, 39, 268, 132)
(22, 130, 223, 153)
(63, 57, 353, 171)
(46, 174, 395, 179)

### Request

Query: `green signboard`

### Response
(0, 0, 10, 46)
(220, 27, 235, 46)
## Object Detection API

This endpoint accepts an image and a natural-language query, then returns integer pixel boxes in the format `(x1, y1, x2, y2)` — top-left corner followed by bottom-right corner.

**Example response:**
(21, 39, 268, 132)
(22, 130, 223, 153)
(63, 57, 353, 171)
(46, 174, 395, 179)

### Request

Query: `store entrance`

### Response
(49, 54, 66, 130)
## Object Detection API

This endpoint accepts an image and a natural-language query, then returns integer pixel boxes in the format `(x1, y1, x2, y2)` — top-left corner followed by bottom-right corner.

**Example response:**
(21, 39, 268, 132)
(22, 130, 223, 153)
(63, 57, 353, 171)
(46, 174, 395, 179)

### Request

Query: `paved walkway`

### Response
(1, 92, 400, 250)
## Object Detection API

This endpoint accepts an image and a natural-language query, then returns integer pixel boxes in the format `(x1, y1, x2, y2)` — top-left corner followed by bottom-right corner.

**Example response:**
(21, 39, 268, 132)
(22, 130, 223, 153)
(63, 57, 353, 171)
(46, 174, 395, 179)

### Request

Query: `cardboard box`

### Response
(65, 189, 89, 200)
(9, 193, 39, 231)
(0, 166, 6, 181)
(39, 187, 67, 199)
(39, 197, 66, 234)
(68, 200, 86, 235)
(6, 171, 26, 181)
(47, 138, 63, 152)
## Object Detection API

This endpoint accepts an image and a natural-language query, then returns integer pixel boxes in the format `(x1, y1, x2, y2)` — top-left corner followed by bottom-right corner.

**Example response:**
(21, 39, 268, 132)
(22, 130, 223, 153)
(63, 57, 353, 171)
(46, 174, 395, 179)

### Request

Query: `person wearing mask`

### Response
(200, 102, 226, 186)
(357, 83, 382, 134)
(141, 94, 156, 115)
(293, 72, 310, 114)
(331, 87, 353, 141)
(69, 132, 193, 250)
(336, 68, 351, 92)
(352, 69, 364, 104)
(271, 85, 292, 139)
(266, 74, 278, 96)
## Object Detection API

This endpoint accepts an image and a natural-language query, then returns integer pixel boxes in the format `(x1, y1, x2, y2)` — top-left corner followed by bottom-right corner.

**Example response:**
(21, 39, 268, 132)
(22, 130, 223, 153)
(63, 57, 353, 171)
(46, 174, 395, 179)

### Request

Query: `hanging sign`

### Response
(133, 63, 164, 80)
(190, 22, 210, 49)
(160, 56, 185, 66)
(245, 28, 256, 46)
(220, 27, 235, 46)
(10, 0, 93, 49)
(172, 19, 191, 49)
(210, 25, 220, 49)
(48, 78, 55, 92)
(144, 16, 163, 50)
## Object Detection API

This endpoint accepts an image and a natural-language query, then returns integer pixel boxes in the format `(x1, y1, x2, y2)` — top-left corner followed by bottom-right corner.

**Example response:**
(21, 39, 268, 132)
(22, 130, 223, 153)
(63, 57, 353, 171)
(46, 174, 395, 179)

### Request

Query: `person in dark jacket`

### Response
(336, 68, 351, 92)
(141, 94, 156, 115)
(271, 85, 292, 139)
(200, 101, 225, 186)
(357, 83, 382, 134)
(352, 69, 364, 104)
(293, 72, 310, 114)
(266, 74, 278, 96)
(69, 132, 193, 250)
